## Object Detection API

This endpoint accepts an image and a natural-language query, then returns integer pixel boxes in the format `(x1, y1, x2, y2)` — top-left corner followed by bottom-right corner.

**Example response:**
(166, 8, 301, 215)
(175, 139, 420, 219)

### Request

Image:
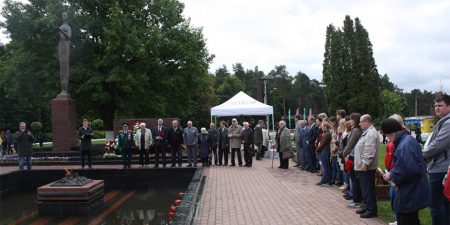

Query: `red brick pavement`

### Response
(196, 159, 386, 225)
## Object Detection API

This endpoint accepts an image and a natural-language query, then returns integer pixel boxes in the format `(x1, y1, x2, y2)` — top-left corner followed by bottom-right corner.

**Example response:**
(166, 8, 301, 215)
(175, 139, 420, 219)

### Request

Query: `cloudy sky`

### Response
(1, 0, 449, 92)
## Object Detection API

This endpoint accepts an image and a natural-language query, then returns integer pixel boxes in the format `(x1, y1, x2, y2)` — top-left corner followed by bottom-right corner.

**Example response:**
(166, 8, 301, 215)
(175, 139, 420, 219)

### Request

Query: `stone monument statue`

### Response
(51, 12, 77, 152)
(57, 12, 71, 96)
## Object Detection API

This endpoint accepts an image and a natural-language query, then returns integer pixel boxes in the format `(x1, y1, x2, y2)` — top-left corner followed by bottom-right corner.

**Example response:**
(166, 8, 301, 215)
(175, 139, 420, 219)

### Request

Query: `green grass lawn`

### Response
(377, 143, 432, 225)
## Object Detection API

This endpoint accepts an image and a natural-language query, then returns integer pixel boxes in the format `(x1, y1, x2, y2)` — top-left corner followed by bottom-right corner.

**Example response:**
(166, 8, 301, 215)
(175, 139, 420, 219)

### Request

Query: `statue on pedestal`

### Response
(57, 12, 71, 96)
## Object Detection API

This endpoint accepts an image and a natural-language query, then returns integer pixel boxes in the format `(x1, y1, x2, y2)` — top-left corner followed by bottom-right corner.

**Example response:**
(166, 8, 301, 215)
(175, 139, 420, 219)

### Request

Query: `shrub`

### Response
(30, 122, 43, 133)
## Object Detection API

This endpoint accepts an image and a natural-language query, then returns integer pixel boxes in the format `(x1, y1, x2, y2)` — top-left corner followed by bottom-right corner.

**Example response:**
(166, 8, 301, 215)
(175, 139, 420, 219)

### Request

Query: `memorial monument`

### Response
(51, 12, 78, 152)
(37, 169, 105, 216)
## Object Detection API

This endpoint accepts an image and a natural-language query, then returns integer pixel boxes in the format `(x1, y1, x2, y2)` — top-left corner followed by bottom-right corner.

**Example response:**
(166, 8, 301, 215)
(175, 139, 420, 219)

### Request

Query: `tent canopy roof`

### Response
(211, 91, 273, 116)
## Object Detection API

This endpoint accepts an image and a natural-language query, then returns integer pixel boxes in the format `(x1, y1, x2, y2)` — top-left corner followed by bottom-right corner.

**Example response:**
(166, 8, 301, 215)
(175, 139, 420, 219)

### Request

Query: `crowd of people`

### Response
(3, 93, 450, 225)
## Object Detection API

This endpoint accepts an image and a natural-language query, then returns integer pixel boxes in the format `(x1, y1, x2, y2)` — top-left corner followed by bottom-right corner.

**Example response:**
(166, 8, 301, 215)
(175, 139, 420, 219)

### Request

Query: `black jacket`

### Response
(218, 127, 229, 150)
(241, 128, 254, 146)
(79, 126, 93, 151)
(208, 128, 218, 148)
(167, 127, 184, 147)
(152, 125, 168, 146)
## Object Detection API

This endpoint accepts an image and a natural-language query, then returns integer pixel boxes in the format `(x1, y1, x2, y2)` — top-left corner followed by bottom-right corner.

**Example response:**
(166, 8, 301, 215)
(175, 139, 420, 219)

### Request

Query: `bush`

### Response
(30, 121, 43, 133)
(93, 130, 105, 139)
(91, 119, 104, 131)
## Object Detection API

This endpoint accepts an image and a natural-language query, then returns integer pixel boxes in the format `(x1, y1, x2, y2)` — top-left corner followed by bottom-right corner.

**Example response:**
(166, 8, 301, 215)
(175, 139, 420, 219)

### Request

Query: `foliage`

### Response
(90, 119, 104, 131)
(30, 121, 43, 133)
(380, 90, 406, 119)
(322, 15, 381, 118)
(0, 0, 213, 130)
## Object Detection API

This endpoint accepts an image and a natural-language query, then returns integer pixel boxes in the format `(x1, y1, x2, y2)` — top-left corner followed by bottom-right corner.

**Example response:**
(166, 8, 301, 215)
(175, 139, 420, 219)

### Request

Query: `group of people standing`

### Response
(114, 118, 272, 168)
(290, 94, 450, 225)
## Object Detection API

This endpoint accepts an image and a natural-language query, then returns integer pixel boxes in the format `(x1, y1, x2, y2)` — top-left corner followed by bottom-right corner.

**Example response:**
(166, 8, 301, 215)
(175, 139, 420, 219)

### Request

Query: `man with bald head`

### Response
(353, 114, 379, 218)
(228, 118, 243, 167)
(183, 121, 198, 167)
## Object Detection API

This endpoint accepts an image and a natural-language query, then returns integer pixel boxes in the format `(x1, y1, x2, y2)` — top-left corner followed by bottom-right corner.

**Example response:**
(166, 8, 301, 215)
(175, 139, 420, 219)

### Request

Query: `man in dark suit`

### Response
(208, 123, 218, 165)
(16, 122, 35, 171)
(241, 122, 254, 167)
(152, 118, 168, 168)
(254, 120, 264, 160)
(217, 121, 229, 166)
(79, 119, 93, 169)
(305, 116, 318, 172)
(167, 119, 184, 167)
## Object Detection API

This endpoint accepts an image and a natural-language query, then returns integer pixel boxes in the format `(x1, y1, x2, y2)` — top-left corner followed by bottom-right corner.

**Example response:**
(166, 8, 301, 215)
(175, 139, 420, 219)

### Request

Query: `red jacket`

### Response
(385, 141, 395, 171)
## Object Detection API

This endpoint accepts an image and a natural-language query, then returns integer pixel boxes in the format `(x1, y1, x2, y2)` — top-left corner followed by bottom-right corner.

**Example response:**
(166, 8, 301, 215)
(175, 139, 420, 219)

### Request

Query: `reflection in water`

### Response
(115, 209, 155, 225)
(0, 189, 183, 225)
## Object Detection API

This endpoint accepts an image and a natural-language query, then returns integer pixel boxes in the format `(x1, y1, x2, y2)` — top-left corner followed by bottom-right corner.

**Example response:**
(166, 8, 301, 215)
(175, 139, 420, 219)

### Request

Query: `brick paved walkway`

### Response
(197, 159, 386, 225)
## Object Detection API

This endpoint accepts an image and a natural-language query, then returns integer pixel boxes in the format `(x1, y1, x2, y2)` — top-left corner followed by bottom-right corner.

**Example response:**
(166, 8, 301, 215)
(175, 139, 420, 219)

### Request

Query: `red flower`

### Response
(170, 205, 176, 212)
(168, 211, 174, 218)
(178, 192, 185, 197)
(174, 199, 181, 205)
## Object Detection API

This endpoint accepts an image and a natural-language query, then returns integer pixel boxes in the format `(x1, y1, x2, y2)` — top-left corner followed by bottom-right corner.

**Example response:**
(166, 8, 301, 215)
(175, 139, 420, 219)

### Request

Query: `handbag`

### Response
(282, 150, 294, 159)
(444, 167, 450, 201)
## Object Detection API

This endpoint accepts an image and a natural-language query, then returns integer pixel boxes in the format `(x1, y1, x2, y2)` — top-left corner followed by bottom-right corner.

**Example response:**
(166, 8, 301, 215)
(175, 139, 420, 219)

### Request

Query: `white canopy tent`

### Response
(211, 91, 275, 131)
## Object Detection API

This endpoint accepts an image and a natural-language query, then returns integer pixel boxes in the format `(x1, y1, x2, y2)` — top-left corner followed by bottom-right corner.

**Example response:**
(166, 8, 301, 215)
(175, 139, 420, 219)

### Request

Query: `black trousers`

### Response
(154, 144, 166, 166)
(209, 146, 218, 165)
(279, 152, 289, 168)
(81, 150, 92, 168)
(357, 170, 377, 215)
(122, 148, 131, 168)
(139, 149, 149, 166)
(170, 146, 182, 166)
(243, 145, 253, 166)
(308, 144, 316, 171)
(218, 147, 229, 165)
(397, 211, 420, 225)
(231, 148, 242, 166)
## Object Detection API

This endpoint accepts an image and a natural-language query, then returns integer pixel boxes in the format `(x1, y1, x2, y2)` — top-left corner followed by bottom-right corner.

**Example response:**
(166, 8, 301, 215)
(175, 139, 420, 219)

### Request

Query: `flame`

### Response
(65, 168, 72, 175)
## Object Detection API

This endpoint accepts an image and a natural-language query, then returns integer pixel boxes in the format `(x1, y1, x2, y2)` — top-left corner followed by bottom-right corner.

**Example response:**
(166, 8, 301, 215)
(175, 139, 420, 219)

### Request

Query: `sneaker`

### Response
(339, 183, 348, 190)
(388, 222, 397, 225)
(347, 202, 360, 208)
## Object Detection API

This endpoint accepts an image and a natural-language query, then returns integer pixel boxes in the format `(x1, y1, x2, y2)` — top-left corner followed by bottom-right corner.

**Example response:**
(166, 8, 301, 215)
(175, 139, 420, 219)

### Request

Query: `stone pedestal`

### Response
(51, 94, 77, 152)
(37, 179, 105, 216)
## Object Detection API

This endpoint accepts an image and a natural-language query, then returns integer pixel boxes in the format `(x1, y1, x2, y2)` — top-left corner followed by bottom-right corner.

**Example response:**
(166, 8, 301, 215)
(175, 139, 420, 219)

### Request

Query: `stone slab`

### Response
(51, 95, 77, 152)
(37, 180, 104, 201)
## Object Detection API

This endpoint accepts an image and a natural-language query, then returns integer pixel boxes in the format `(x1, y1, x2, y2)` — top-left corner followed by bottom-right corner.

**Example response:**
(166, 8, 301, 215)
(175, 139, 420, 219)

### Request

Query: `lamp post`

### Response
(260, 77, 272, 127)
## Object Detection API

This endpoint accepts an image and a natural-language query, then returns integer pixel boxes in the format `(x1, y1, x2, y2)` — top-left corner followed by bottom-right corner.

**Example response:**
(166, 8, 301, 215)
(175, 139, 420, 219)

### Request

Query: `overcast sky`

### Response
(1, 0, 449, 92)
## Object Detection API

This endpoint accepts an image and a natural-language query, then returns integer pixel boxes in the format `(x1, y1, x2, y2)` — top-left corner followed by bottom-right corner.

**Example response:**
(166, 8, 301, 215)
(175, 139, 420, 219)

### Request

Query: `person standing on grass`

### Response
(423, 94, 450, 225)
(16, 122, 35, 171)
(353, 114, 379, 218)
(381, 118, 430, 225)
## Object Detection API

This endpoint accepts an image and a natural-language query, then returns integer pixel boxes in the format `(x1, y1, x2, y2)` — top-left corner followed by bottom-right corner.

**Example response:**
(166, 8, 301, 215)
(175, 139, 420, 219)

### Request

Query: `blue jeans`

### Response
(429, 173, 449, 225)
(358, 170, 377, 215)
(19, 155, 32, 171)
(186, 146, 197, 166)
(330, 156, 343, 184)
(301, 145, 309, 169)
(389, 186, 398, 220)
(320, 150, 331, 184)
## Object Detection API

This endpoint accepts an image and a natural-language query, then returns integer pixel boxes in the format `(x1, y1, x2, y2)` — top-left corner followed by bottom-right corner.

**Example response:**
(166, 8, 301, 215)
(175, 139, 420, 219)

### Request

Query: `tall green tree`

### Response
(322, 15, 381, 118)
(0, 0, 214, 130)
